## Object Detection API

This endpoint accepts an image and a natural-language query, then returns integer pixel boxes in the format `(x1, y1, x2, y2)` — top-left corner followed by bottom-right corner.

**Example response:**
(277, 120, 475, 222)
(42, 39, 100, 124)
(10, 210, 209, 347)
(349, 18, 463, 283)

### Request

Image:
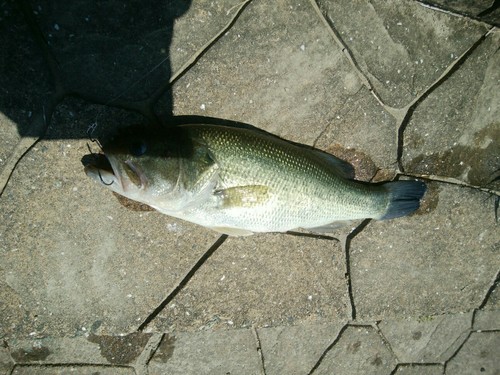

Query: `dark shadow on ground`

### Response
(1, 0, 191, 139)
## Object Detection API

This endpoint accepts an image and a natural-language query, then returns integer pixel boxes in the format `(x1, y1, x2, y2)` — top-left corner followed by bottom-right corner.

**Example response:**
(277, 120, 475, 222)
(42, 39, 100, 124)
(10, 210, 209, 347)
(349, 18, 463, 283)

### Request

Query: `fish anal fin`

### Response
(215, 185, 270, 208)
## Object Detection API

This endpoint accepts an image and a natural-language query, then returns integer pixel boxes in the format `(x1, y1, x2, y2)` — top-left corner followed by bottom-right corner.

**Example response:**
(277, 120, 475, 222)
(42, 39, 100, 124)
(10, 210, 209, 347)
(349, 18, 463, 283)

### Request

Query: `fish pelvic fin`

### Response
(380, 180, 427, 220)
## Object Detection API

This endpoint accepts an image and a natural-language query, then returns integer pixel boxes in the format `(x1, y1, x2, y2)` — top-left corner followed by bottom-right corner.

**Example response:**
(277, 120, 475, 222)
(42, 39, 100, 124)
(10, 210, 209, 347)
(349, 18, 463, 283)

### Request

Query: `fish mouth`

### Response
(82, 153, 146, 191)
(82, 153, 121, 189)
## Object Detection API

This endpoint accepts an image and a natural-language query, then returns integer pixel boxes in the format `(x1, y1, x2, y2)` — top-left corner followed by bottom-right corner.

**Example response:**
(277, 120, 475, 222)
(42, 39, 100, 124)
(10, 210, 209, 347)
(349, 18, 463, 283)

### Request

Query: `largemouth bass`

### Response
(84, 124, 426, 236)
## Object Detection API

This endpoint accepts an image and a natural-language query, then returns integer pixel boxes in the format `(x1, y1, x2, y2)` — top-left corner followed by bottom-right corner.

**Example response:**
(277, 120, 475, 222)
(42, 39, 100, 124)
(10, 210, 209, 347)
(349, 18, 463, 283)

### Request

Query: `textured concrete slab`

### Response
(257, 322, 345, 375)
(378, 312, 472, 363)
(152, 234, 349, 332)
(394, 364, 444, 375)
(11, 366, 135, 375)
(313, 325, 397, 374)
(474, 310, 500, 331)
(403, 30, 499, 187)
(0, 344, 13, 375)
(446, 331, 500, 375)
(7, 332, 159, 367)
(350, 182, 499, 320)
(148, 329, 261, 375)
(316, 0, 489, 108)
(0, 0, 499, 374)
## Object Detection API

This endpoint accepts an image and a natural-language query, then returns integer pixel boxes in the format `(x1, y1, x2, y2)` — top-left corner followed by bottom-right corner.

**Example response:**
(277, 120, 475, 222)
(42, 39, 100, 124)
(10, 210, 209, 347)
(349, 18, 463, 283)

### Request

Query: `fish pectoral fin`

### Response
(214, 185, 270, 208)
(209, 226, 254, 236)
(302, 220, 360, 233)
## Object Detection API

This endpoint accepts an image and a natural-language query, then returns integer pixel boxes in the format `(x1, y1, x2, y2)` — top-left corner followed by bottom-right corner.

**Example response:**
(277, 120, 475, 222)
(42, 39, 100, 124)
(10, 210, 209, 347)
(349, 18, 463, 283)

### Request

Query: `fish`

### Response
(83, 124, 426, 236)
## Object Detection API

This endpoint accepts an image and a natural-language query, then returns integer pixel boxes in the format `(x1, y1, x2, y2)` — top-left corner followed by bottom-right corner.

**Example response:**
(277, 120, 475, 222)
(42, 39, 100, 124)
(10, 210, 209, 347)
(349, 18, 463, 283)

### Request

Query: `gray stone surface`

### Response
(313, 325, 397, 374)
(316, 0, 489, 108)
(350, 182, 499, 320)
(402, 30, 499, 187)
(152, 234, 348, 332)
(394, 364, 444, 375)
(446, 331, 500, 375)
(425, 0, 495, 16)
(11, 366, 135, 375)
(7, 332, 158, 366)
(474, 310, 500, 331)
(378, 312, 472, 363)
(0, 343, 13, 375)
(148, 329, 261, 375)
(0, 0, 498, 374)
(257, 322, 345, 375)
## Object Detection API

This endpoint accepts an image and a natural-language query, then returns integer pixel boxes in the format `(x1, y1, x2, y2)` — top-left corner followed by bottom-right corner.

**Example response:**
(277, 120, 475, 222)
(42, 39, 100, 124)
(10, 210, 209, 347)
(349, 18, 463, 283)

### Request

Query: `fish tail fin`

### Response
(380, 180, 427, 220)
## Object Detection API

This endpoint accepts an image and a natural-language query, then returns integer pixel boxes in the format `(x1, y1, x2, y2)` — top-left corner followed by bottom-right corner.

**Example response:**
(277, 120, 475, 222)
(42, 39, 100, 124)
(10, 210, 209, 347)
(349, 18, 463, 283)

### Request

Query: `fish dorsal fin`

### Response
(215, 185, 270, 208)
(310, 149, 355, 179)
(209, 226, 254, 236)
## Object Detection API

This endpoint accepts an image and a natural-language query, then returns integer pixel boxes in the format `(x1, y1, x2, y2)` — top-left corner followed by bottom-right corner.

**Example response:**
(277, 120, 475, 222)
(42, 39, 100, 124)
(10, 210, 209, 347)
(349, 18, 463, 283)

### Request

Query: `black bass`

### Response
(84, 124, 426, 236)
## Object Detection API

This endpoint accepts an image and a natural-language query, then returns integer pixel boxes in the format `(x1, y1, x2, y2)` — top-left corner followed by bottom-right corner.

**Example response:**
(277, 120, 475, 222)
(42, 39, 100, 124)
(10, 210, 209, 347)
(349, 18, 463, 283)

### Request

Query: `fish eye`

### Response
(129, 140, 147, 156)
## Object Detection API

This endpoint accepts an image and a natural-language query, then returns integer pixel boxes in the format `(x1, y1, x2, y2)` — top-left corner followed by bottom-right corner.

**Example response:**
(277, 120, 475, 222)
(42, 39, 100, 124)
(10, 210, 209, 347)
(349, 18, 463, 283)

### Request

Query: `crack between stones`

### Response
(306, 324, 349, 375)
(477, 270, 500, 310)
(395, 28, 494, 172)
(416, 0, 500, 27)
(343, 220, 372, 322)
(136, 234, 228, 332)
(167, 0, 253, 88)
(373, 321, 402, 363)
(391, 363, 445, 375)
(307, 323, 375, 374)
(442, 330, 473, 370)
(308, 0, 373, 93)
(133, 333, 165, 375)
(251, 326, 267, 375)
(477, 0, 500, 18)
(428, 313, 473, 362)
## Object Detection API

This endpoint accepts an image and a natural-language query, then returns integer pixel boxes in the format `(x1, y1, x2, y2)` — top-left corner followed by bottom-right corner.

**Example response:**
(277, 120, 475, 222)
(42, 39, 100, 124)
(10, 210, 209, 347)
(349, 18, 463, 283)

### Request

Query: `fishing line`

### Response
(89, 52, 170, 136)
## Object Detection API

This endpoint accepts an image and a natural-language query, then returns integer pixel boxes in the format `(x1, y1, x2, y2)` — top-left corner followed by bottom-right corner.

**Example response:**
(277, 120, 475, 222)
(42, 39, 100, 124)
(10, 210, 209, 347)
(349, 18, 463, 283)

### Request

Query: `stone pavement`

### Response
(0, 0, 499, 374)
